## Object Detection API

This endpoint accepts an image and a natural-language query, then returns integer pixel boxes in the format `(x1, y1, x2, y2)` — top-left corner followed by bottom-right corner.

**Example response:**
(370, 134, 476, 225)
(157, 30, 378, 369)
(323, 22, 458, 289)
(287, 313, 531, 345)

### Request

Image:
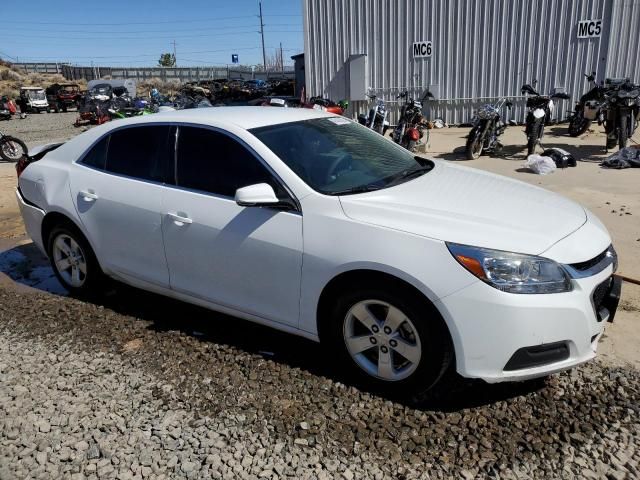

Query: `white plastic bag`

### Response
(524, 154, 556, 175)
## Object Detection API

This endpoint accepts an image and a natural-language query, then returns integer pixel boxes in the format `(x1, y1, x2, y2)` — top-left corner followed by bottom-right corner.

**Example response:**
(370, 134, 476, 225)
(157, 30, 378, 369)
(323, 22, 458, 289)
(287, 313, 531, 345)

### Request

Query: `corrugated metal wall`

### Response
(303, 0, 638, 124)
(607, 0, 640, 81)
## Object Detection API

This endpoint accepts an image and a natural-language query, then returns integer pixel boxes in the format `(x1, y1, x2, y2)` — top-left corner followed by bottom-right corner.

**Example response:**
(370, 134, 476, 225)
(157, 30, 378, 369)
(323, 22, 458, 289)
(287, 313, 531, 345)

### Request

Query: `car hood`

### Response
(339, 160, 587, 255)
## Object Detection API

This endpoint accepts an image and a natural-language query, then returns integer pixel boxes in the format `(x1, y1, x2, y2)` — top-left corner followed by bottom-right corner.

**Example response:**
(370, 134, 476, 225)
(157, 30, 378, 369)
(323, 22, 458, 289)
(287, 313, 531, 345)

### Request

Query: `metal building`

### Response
(302, 0, 640, 124)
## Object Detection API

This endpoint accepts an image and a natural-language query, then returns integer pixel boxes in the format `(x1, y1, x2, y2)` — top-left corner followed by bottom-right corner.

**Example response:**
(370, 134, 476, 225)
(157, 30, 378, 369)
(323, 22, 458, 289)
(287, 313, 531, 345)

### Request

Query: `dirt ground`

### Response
(0, 116, 638, 368)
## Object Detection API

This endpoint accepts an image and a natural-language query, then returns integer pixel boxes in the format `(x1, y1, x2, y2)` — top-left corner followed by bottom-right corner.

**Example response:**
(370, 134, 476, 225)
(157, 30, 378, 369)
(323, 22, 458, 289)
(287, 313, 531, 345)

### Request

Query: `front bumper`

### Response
(435, 265, 618, 383)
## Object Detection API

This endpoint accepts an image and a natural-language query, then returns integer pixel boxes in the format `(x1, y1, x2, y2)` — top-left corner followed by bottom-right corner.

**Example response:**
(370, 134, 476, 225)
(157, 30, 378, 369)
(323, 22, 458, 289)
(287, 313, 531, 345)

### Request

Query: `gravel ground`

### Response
(0, 285, 638, 480)
(0, 112, 83, 146)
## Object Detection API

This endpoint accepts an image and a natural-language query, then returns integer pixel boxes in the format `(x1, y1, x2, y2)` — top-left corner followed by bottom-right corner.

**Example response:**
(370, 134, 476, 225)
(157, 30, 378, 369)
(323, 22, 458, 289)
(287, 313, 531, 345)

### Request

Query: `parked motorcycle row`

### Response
(466, 75, 640, 159)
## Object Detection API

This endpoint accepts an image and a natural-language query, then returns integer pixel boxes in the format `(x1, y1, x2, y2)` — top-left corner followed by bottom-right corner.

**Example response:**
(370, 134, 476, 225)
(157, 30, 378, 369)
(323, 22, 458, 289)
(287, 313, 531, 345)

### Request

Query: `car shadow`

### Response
(0, 243, 67, 294)
(0, 241, 548, 411)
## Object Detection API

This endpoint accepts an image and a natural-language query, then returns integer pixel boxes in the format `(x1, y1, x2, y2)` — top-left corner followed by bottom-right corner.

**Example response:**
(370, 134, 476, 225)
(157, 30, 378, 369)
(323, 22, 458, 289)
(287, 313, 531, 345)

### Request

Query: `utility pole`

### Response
(259, 1, 267, 72)
(279, 42, 284, 74)
(172, 40, 177, 67)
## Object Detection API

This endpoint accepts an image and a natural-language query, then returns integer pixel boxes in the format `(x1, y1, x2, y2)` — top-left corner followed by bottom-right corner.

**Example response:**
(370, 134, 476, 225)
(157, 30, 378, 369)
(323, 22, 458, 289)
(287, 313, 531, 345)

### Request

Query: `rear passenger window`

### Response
(81, 136, 108, 170)
(176, 126, 281, 197)
(105, 126, 172, 182)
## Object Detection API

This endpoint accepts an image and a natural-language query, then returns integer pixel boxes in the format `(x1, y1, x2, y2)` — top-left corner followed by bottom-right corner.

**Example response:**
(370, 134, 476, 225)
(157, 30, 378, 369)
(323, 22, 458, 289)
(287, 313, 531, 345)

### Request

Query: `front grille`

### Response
(592, 277, 613, 321)
(571, 248, 608, 271)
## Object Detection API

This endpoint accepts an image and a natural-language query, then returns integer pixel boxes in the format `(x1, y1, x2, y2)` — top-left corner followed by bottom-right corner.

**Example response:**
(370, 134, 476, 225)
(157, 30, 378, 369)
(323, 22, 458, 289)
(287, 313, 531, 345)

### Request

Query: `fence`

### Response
(13, 63, 294, 83)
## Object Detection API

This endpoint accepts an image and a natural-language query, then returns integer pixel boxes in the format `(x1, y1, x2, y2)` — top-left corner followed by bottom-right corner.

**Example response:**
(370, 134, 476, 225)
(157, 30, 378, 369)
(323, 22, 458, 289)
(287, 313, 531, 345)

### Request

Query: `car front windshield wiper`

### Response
(327, 184, 383, 196)
(386, 163, 434, 186)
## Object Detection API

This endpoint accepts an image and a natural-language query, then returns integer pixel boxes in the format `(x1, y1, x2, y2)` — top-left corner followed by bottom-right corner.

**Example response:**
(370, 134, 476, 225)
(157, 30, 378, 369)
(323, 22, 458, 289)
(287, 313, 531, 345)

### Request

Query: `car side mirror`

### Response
(235, 183, 281, 207)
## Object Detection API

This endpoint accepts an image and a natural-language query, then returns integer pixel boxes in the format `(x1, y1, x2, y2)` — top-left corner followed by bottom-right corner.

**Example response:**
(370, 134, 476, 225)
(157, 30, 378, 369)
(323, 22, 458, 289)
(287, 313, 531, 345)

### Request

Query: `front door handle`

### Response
(79, 190, 98, 202)
(167, 212, 193, 225)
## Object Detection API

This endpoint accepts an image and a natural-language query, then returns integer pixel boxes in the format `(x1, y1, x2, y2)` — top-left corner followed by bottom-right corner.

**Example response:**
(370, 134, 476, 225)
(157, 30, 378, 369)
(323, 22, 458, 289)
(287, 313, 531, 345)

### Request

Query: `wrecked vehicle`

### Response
(19, 87, 49, 113)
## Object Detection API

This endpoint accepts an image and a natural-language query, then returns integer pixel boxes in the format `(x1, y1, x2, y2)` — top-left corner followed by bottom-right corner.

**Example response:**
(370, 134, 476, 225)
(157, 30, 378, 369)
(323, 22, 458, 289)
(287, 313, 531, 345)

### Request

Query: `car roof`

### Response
(112, 106, 334, 130)
(21, 86, 45, 90)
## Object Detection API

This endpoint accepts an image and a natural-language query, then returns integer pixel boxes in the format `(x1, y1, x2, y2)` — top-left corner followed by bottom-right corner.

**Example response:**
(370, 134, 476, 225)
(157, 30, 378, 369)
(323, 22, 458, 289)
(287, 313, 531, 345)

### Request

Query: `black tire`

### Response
(526, 120, 542, 155)
(568, 113, 590, 137)
(46, 223, 105, 297)
(407, 139, 417, 152)
(618, 115, 629, 150)
(0, 136, 28, 162)
(323, 282, 453, 403)
(374, 122, 384, 135)
(465, 126, 484, 159)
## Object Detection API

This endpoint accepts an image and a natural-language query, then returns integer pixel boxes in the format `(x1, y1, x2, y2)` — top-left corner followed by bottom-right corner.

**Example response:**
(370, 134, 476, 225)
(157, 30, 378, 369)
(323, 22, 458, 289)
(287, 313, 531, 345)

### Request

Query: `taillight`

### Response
(16, 157, 30, 178)
(408, 128, 420, 141)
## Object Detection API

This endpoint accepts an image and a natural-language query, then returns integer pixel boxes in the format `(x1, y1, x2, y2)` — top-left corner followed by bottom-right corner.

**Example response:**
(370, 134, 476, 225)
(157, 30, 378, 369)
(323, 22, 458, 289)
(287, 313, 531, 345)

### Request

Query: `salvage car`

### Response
(15, 108, 620, 400)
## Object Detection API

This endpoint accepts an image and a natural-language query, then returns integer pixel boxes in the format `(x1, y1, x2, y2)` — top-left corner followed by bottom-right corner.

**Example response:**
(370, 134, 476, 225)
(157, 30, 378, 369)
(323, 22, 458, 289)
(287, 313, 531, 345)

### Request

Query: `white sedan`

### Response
(16, 107, 620, 400)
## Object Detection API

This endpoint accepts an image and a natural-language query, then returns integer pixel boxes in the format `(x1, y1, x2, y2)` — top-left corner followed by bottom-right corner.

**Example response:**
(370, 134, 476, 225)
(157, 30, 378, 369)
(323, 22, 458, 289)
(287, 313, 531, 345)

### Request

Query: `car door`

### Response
(69, 125, 173, 288)
(161, 126, 303, 327)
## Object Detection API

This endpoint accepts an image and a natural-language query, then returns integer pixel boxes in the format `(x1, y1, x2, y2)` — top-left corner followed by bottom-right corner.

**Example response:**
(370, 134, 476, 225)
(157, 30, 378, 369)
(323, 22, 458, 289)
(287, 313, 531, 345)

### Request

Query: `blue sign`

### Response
(231, 54, 239, 64)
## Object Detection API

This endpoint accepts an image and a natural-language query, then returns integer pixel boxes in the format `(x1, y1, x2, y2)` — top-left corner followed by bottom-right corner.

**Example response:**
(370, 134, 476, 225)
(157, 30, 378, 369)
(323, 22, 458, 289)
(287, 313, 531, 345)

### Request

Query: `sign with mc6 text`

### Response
(412, 41, 433, 58)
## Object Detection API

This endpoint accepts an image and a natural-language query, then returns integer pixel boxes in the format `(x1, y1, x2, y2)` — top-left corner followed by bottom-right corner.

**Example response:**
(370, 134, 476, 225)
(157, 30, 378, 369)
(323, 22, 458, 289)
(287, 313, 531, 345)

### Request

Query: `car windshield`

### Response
(250, 118, 433, 195)
(27, 90, 46, 100)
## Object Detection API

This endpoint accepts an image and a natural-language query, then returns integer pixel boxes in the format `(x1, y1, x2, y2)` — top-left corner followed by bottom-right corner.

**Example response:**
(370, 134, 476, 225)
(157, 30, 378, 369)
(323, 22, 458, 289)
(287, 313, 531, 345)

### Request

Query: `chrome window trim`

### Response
(563, 245, 617, 279)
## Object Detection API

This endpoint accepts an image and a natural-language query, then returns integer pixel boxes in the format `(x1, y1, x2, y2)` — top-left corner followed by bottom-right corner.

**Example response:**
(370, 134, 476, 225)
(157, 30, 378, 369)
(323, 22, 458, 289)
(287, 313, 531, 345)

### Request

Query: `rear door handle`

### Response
(79, 190, 98, 202)
(167, 212, 193, 225)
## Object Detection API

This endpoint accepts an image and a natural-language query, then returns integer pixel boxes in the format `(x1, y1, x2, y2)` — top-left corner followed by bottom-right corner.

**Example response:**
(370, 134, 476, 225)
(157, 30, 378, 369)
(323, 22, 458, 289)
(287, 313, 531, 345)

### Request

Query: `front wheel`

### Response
(568, 113, 590, 137)
(47, 224, 105, 297)
(526, 120, 543, 155)
(0, 136, 27, 162)
(465, 126, 484, 159)
(324, 284, 453, 402)
(618, 114, 629, 150)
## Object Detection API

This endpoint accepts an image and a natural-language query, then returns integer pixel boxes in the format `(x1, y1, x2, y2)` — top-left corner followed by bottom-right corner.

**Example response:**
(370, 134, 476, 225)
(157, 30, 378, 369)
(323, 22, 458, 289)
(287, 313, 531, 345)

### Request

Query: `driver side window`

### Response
(175, 127, 285, 198)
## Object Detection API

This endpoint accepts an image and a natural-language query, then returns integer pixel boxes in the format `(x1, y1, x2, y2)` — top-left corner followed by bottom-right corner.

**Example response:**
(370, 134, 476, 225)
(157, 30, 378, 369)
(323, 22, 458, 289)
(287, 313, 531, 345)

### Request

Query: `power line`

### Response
(6, 15, 256, 26)
(1, 29, 302, 41)
(4, 23, 301, 35)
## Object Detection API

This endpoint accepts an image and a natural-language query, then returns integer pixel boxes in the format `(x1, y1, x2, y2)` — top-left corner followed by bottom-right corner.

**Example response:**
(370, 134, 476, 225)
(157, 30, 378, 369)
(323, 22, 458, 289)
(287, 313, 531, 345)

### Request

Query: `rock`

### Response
(86, 443, 101, 460)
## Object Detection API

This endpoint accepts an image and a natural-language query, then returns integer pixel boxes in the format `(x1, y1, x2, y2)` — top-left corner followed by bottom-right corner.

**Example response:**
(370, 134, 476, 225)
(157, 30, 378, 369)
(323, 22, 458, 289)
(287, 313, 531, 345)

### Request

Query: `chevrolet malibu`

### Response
(16, 107, 620, 400)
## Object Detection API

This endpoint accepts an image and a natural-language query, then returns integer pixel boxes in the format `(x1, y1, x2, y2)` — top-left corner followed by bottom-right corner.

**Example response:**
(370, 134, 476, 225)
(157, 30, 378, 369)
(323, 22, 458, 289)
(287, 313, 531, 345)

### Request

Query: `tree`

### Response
(158, 53, 176, 67)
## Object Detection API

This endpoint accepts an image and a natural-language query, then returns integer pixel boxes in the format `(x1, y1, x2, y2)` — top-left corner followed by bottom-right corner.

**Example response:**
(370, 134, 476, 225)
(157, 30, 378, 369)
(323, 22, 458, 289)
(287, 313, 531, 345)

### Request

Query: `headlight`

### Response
(447, 243, 572, 294)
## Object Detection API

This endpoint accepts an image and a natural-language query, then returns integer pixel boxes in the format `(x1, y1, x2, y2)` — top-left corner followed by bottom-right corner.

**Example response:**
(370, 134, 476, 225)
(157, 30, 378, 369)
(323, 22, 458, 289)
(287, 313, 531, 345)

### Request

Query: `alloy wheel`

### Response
(343, 300, 422, 381)
(52, 234, 87, 288)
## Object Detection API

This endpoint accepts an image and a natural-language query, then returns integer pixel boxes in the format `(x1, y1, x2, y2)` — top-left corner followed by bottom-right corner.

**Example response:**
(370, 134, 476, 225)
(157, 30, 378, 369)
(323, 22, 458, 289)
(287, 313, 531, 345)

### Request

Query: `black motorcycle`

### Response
(603, 78, 640, 150)
(0, 131, 27, 163)
(392, 90, 433, 151)
(521, 82, 570, 155)
(465, 97, 513, 159)
(568, 73, 606, 137)
(358, 94, 389, 135)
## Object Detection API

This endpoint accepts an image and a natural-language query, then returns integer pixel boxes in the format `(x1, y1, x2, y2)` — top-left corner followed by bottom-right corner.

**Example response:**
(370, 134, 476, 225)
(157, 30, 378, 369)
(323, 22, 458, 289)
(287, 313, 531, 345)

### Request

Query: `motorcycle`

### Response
(521, 81, 571, 155)
(465, 97, 513, 159)
(568, 72, 607, 137)
(358, 94, 389, 135)
(0, 131, 28, 162)
(603, 78, 640, 150)
(392, 90, 433, 152)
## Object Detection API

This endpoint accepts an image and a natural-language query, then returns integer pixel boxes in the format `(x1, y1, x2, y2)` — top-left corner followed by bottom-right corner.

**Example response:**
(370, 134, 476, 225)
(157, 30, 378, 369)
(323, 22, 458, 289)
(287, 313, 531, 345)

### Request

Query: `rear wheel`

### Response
(0, 136, 27, 162)
(47, 224, 105, 297)
(324, 283, 453, 402)
(465, 127, 484, 159)
(568, 113, 590, 137)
